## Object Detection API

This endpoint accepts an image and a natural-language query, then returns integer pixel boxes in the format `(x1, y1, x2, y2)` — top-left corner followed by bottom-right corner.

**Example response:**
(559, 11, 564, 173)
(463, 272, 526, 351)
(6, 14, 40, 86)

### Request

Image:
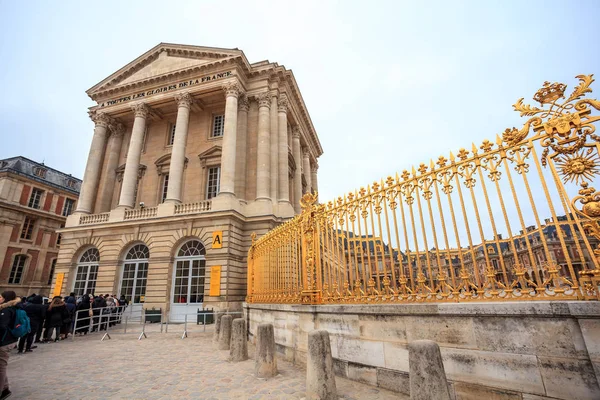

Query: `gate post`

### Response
(300, 192, 322, 304)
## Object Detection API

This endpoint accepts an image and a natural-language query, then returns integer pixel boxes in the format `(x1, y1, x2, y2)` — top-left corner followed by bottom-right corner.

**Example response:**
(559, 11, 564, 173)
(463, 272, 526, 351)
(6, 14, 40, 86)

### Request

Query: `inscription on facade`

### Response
(99, 71, 233, 107)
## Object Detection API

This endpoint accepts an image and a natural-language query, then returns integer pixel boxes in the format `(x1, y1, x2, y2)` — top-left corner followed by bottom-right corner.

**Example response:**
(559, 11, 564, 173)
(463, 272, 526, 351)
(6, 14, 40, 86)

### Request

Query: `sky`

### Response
(0, 0, 599, 205)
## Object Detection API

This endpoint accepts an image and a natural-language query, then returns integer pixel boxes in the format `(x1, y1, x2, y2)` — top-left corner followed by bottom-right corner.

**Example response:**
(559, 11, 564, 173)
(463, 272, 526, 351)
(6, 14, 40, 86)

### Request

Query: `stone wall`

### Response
(244, 302, 600, 400)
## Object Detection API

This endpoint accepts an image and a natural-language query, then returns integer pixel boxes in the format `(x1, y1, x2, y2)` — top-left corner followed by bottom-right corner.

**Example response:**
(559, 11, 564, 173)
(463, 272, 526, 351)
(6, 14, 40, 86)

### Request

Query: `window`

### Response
(28, 188, 44, 209)
(56, 224, 64, 247)
(33, 167, 47, 179)
(120, 244, 149, 304)
(206, 167, 220, 199)
(173, 240, 206, 304)
(211, 115, 224, 138)
(47, 259, 57, 285)
(161, 174, 170, 203)
(73, 248, 99, 296)
(9, 255, 27, 284)
(62, 198, 75, 216)
(20, 217, 35, 240)
(168, 123, 176, 146)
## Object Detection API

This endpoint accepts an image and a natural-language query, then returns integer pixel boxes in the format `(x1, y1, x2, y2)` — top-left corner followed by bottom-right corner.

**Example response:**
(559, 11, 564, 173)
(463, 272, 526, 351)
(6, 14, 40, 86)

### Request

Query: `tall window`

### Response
(9, 255, 27, 284)
(120, 244, 149, 304)
(28, 188, 44, 209)
(73, 248, 99, 296)
(47, 259, 57, 285)
(168, 123, 176, 146)
(161, 174, 170, 203)
(211, 115, 224, 138)
(206, 167, 220, 199)
(62, 198, 75, 216)
(173, 240, 206, 304)
(20, 217, 35, 240)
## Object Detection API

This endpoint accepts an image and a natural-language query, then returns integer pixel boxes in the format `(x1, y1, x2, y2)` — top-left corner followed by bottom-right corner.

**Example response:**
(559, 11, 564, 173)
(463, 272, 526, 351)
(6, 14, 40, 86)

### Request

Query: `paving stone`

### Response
(4, 324, 407, 399)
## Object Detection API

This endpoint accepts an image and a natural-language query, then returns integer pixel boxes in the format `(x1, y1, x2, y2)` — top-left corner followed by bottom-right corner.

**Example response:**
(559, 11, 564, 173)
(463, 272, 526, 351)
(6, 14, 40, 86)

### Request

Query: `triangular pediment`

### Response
(88, 43, 243, 95)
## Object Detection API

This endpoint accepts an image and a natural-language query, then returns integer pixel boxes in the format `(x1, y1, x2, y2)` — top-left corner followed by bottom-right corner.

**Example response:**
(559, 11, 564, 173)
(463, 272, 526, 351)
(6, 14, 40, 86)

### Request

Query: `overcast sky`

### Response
(0, 0, 599, 205)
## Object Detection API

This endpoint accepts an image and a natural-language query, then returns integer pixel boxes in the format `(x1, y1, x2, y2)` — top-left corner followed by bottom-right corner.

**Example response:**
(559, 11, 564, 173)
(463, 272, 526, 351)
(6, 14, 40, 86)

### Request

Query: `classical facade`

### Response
(0, 156, 81, 294)
(54, 43, 323, 319)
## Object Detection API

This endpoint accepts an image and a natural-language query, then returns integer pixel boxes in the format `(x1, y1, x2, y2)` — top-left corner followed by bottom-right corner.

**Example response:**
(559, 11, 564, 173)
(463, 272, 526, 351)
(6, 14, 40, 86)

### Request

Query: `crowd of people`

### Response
(0, 290, 129, 400)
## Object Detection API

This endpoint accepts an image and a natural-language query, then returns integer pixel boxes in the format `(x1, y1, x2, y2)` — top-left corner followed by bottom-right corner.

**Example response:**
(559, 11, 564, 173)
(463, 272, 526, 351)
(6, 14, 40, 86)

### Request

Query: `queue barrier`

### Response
(70, 306, 243, 342)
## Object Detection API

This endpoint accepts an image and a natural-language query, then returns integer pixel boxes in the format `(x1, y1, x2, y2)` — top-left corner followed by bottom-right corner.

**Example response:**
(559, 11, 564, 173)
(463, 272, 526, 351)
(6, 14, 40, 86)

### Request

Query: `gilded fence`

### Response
(247, 75, 600, 304)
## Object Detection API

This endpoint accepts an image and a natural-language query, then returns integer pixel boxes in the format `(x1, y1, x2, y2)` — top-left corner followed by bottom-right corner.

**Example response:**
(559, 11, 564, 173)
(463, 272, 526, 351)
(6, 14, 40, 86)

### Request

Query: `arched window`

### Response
(120, 244, 149, 304)
(74, 248, 99, 296)
(9, 254, 27, 284)
(172, 240, 206, 306)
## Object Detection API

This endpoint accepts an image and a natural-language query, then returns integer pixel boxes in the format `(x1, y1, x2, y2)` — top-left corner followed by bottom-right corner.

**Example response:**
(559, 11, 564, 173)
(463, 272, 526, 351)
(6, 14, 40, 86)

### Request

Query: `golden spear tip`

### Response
(471, 143, 478, 152)
(449, 151, 455, 161)
(495, 134, 503, 145)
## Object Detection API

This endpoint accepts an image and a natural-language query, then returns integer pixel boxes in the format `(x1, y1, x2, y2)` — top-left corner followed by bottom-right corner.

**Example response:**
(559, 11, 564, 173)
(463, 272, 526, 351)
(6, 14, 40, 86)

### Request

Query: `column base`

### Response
(157, 202, 176, 217)
(276, 201, 295, 218)
(109, 207, 127, 222)
(211, 192, 243, 213)
(163, 198, 182, 205)
(245, 198, 274, 217)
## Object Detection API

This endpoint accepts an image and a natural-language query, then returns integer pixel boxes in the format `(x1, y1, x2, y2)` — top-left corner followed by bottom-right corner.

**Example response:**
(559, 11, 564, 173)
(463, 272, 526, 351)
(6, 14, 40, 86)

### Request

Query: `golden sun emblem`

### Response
(555, 150, 600, 184)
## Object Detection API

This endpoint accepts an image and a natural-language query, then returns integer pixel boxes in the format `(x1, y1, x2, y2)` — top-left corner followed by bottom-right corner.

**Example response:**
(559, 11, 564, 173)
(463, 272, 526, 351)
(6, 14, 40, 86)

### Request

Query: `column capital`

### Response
(292, 126, 301, 139)
(302, 147, 310, 156)
(174, 91, 194, 108)
(109, 122, 126, 138)
(238, 94, 249, 112)
(223, 81, 242, 98)
(131, 102, 150, 118)
(255, 91, 271, 108)
(311, 163, 319, 173)
(278, 94, 288, 113)
(89, 111, 113, 128)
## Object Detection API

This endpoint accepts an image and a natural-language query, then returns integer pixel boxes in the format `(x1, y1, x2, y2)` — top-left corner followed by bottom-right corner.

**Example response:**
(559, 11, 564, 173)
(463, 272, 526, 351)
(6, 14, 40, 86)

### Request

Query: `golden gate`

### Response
(247, 75, 600, 304)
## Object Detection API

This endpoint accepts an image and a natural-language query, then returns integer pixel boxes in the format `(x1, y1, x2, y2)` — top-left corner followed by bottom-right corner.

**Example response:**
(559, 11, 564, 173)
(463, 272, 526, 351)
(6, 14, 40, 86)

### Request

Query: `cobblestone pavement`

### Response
(6, 323, 407, 399)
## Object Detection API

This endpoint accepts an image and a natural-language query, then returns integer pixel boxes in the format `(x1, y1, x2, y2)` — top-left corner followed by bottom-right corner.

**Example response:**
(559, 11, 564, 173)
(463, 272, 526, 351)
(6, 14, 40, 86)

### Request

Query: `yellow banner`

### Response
(212, 231, 223, 249)
(52, 273, 64, 297)
(210, 266, 221, 297)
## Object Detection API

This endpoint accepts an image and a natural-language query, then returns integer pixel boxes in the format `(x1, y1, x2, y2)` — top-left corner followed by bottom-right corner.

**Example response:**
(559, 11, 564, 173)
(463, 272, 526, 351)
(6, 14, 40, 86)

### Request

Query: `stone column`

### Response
(97, 122, 124, 212)
(235, 94, 249, 201)
(219, 82, 241, 197)
(270, 93, 279, 201)
(255, 92, 271, 201)
(165, 92, 193, 204)
(302, 147, 312, 194)
(292, 127, 303, 214)
(277, 94, 290, 204)
(311, 163, 319, 199)
(118, 103, 149, 208)
(75, 111, 112, 214)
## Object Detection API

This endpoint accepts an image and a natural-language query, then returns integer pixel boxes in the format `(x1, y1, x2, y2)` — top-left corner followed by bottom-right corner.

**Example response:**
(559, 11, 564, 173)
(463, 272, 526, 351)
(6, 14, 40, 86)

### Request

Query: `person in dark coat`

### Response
(44, 297, 69, 342)
(17, 295, 45, 353)
(0, 291, 21, 399)
(62, 297, 76, 339)
(92, 295, 107, 332)
(75, 295, 91, 335)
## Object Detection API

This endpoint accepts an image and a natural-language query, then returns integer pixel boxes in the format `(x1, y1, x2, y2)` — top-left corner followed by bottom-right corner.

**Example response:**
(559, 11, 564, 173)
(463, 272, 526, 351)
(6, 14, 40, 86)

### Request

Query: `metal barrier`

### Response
(69, 307, 243, 341)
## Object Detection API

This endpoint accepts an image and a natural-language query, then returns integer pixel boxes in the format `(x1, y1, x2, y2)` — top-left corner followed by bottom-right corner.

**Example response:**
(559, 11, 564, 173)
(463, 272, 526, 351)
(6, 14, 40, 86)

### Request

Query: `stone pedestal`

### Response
(213, 312, 224, 343)
(255, 323, 277, 378)
(218, 315, 233, 350)
(409, 340, 451, 400)
(230, 318, 248, 362)
(306, 330, 337, 400)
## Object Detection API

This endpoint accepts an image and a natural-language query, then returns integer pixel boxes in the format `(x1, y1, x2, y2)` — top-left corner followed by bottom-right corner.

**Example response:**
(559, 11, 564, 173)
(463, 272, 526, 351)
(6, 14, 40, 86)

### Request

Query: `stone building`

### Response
(54, 43, 323, 319)
(0, 156, 81, 294)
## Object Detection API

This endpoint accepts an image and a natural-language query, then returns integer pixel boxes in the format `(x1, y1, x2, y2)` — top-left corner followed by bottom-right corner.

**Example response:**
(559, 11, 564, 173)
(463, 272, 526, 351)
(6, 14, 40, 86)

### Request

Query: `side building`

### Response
(0, 156, 81, 294)
(54, 43, 323, 320)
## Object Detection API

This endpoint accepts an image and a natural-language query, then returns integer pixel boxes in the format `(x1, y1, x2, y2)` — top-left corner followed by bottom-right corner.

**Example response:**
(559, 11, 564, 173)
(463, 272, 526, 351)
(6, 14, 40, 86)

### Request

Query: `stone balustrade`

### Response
(70, 201, 213, 227)
(174, 201, 211, 215)
(124, 207, 158, 220)
(79, 212, 110, 225)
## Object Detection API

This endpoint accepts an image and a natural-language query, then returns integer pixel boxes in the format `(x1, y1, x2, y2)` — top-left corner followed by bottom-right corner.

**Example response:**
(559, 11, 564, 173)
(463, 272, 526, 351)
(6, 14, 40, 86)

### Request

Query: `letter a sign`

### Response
(212, 231, 223, 249)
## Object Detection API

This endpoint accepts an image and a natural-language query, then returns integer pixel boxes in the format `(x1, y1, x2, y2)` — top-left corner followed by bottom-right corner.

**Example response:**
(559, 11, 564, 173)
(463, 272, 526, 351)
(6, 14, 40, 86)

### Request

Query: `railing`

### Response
(124, 206, 158, 220)
(79, 212, 110, 225)
(174, 201, 212, 215)
(247, 74, 600, 304)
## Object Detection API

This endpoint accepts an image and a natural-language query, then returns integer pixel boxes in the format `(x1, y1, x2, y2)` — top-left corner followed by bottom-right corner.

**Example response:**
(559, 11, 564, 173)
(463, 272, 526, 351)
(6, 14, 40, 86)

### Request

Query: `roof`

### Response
(86, 43, 323, 158)
(0, 156, 82, 195)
